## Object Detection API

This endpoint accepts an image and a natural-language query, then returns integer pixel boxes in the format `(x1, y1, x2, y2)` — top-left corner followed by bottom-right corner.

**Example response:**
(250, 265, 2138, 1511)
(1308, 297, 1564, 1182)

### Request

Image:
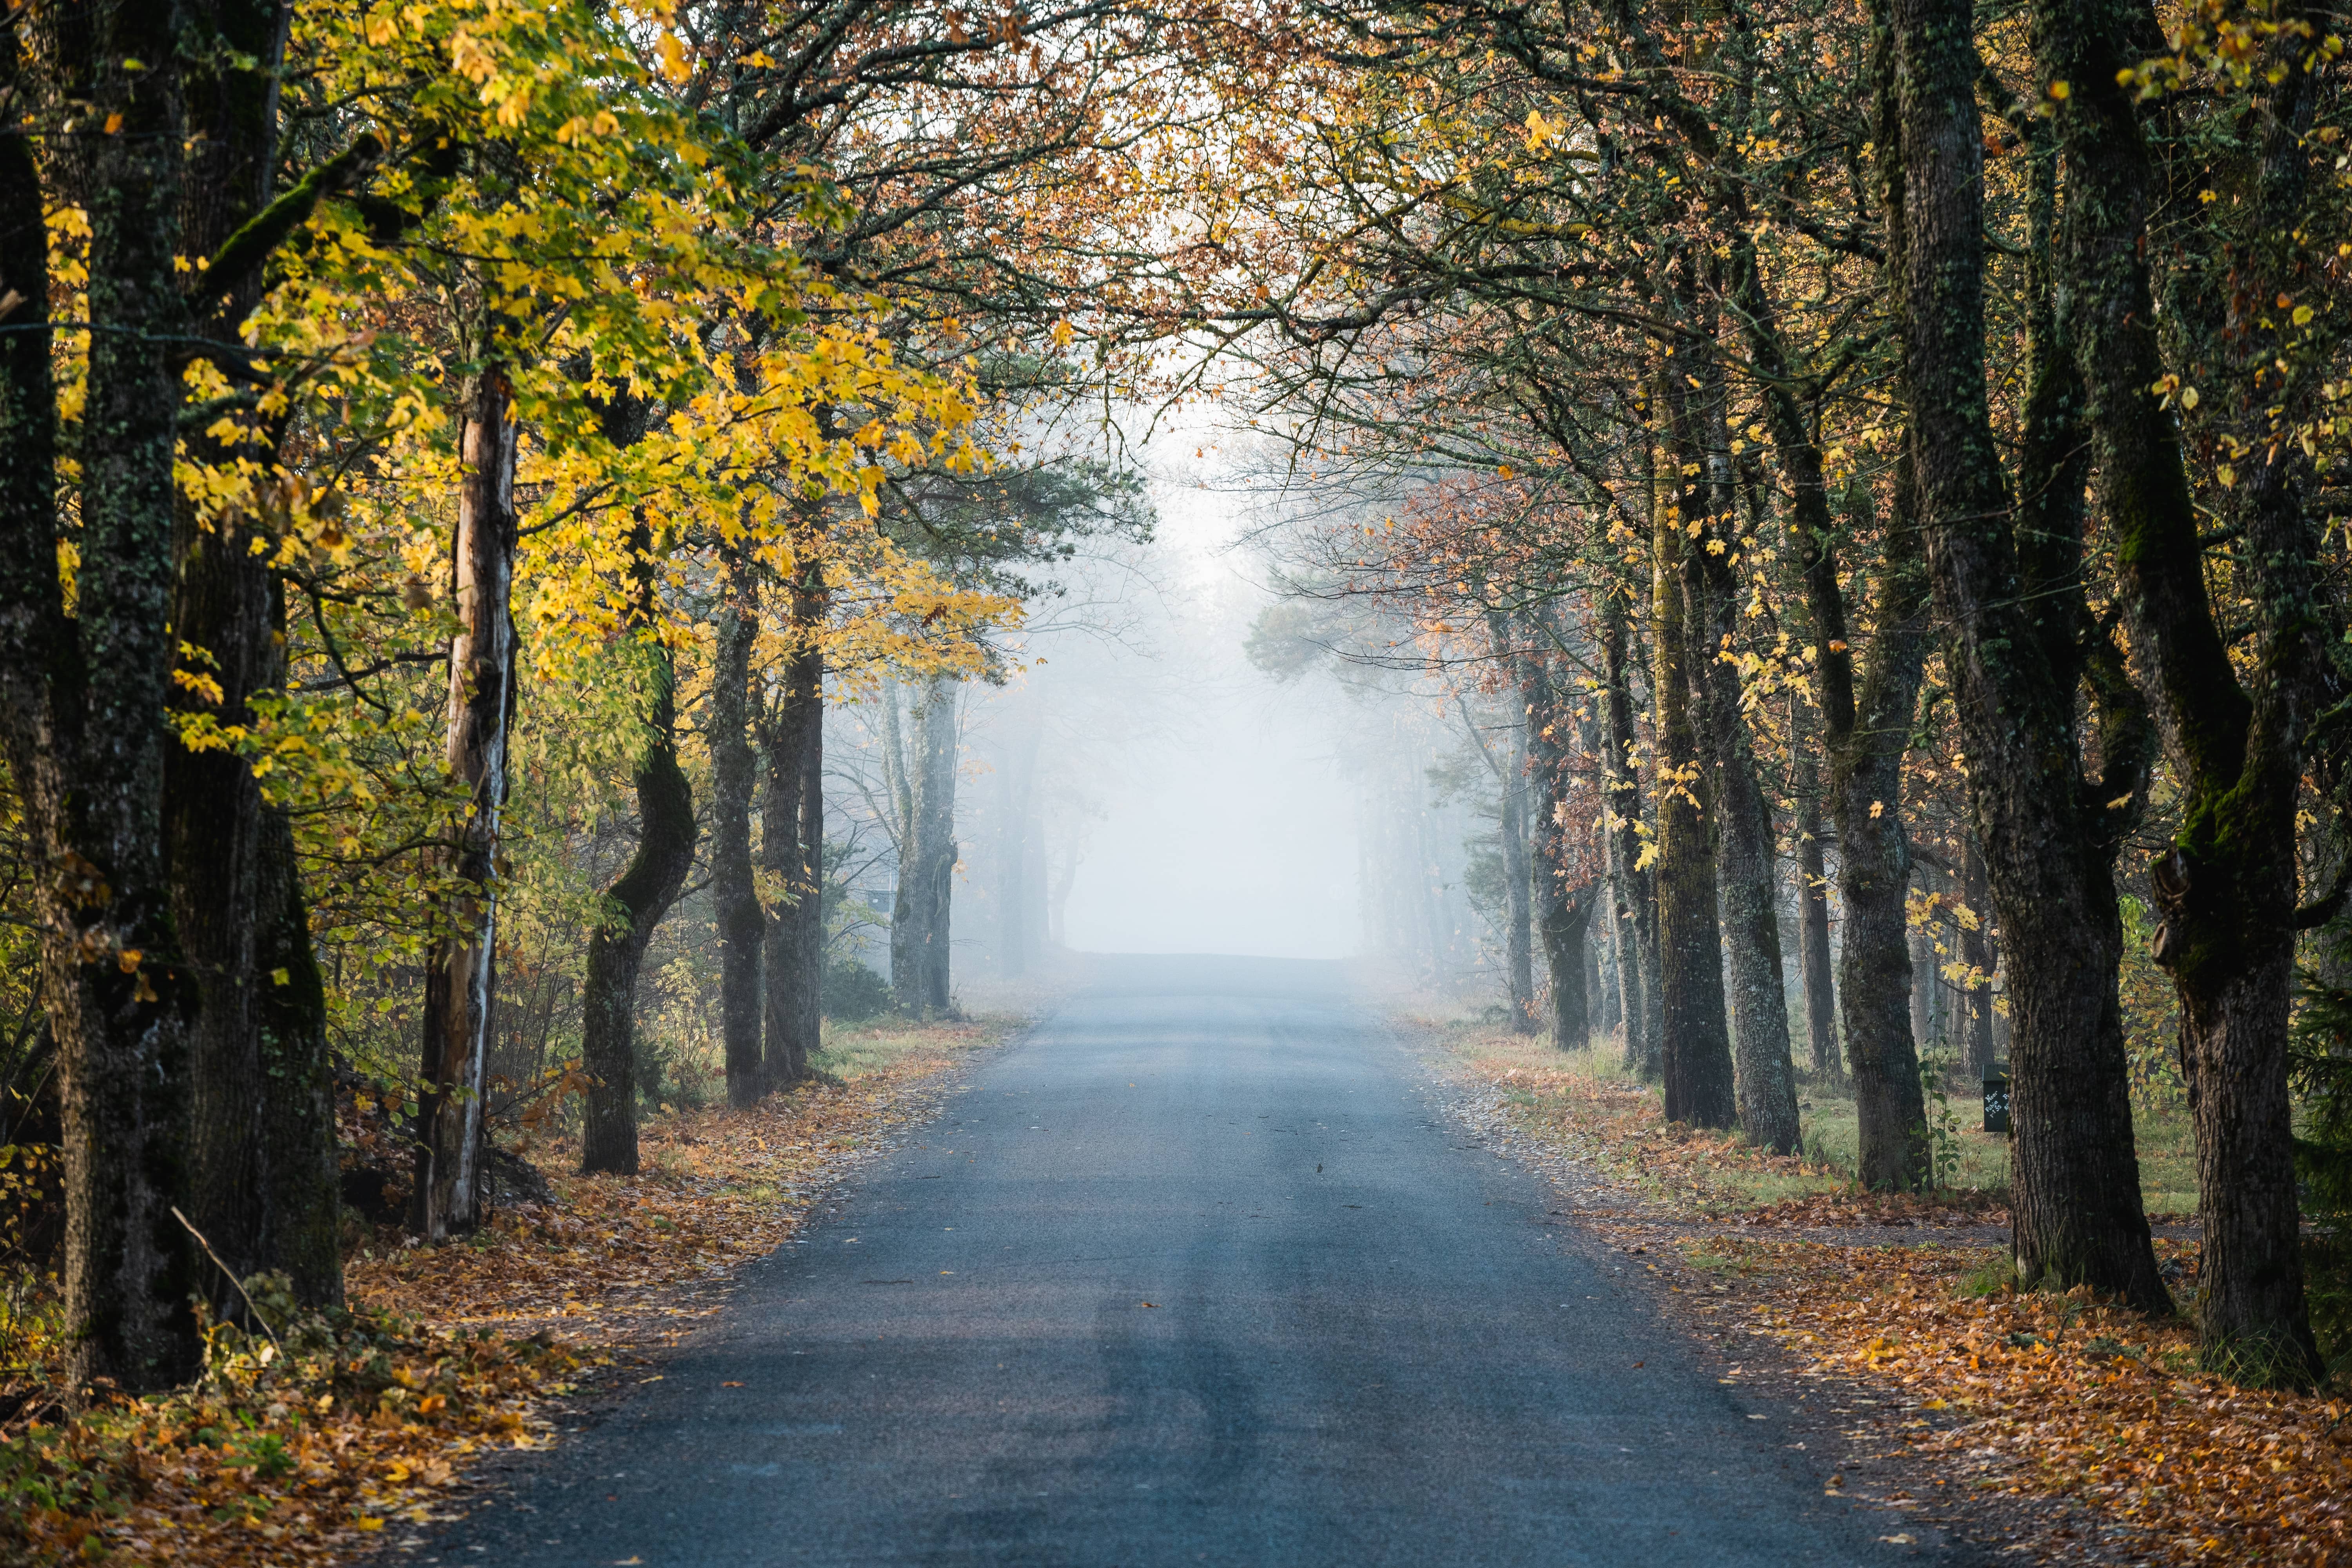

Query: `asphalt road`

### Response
(422, 956, 1967, 1566)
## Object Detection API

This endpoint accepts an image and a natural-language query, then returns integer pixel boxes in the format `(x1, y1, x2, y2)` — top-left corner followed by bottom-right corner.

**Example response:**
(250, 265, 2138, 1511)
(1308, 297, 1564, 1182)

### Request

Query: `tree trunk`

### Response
(1479, 620, 1539, 1034)
(1524, 641, 1599, 1053)
(708, 545, 764, 1108)
(1598, 585, 1660, 1076)
(167, 0, 341, 1311)
(1896, 0, 2167, 1299)
(414, 360, 517, 1240)
(759, 570, 826, 1089)
(1790, 702, 1841, 1080)
(915, 682, 959, 1014)
(2031, 0, 2317, 1365)
(1648, 372, 1737, 1129)
(888, 678, 959, 1015)
(579, 514, 697, 1176)
(0, 6, 207, 1389)
(1694, 521, 1801, 1154)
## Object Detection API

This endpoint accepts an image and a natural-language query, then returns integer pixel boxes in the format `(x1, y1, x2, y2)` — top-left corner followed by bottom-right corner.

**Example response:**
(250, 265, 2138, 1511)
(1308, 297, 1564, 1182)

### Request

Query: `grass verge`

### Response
(1424, 1013, 2350, 1564)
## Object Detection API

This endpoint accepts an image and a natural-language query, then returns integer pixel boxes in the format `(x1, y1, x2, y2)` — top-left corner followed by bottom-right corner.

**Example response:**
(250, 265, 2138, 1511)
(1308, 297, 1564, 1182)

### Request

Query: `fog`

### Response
(1055, 473, 1360, 959)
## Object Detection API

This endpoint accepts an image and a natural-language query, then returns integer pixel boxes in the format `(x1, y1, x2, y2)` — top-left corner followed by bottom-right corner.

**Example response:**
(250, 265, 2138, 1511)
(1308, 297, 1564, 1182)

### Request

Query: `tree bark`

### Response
(579, 511, 697, 1176)
(887, 678, 959, 1015)
(1598, 587, 1659, 1075)
(759, 568, 826, 1088)
(166, 0, 340, 1312)
(1648, 371, 1737, 1129)
(1525, 647, 1599, 1053)
(2032, 0, 2319, 1366)
(1498, 708, 1537, 1035)
(915, 682, 959, 1014)
(708, 544, 764, 1107)
(413, 359, 517, 1240)
(1790, 699, 1842, 1080)
(0, 5, 207, 1389)
(1896, 0, 2167, 1298)
(1693, 506, 1801, 1154)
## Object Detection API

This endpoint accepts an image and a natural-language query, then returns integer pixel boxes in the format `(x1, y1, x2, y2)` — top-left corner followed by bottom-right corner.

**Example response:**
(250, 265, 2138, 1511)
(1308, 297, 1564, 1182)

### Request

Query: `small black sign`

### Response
(1983, 1063, 2011, 1135)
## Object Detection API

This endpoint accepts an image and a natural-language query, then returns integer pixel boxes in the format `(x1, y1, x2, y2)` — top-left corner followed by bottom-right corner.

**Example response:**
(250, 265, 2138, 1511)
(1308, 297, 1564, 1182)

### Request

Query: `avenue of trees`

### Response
(0, 0, 1167, 1395)
(1217, 0, 2352, 1387)
(1, 0, 2347, 1405)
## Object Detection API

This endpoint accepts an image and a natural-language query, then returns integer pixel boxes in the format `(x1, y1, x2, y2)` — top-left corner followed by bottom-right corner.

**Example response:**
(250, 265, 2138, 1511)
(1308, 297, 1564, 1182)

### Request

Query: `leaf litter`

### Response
(1427, 1019, 2348, 1565)
(0, 1016, 1005, 1566)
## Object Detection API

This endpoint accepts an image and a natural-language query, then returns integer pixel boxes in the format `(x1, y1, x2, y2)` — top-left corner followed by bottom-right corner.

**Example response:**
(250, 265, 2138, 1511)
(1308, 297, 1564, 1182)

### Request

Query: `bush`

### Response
(822, 958, 892, 1022)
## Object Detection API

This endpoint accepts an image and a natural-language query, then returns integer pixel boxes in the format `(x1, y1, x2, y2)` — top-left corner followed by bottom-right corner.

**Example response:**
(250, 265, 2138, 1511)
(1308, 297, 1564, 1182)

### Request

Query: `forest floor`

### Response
(1411, 1011, 2350, 1567)
(0, 1012, 1018, 1568)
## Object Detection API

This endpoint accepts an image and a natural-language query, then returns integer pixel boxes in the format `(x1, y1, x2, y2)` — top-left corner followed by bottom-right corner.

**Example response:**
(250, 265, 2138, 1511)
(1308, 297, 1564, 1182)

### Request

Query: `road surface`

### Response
(420, 956, 1966, 1566)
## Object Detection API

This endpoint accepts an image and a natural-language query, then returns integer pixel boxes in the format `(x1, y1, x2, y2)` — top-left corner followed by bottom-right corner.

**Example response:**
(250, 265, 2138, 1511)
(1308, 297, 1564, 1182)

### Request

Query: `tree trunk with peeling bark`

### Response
(413, 358, 517, 1240)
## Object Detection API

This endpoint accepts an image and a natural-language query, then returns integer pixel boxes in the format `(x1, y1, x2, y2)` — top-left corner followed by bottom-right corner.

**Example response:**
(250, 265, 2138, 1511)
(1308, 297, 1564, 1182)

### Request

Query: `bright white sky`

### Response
(1057, 447, 1362, 959)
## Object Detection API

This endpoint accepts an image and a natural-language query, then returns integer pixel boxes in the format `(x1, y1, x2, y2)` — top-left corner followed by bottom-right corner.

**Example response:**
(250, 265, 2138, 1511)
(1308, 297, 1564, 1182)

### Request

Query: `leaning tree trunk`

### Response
(2031, 0, 2318, 1365)
(708, 543, 764, 1108)
(1695, 529, 1801, 1154)
(413, 358, 518, 1240)
(579, 511, 697, 1176)
(1896, 0, 2167, 1300)
(0, 6, 206, 1389)
(759, 567, 826, 1089)
(1648, 369, 1737, 1129)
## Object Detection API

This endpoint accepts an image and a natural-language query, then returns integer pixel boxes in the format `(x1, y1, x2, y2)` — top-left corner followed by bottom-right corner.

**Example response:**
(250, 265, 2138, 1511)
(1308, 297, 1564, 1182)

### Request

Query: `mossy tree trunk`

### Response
(1895, 0, 2166, 1299)
(2032, 0, 2324, 1371)
(0, 2, 206, 1390)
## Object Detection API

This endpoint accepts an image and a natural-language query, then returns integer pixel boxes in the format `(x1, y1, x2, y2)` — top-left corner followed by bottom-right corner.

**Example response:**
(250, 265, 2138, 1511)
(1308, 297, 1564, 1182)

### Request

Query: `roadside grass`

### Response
(1426, 1012, 2204, 1219)
(1417, 1003, 2352, 1563)
(0, 1013, 1010, 1568)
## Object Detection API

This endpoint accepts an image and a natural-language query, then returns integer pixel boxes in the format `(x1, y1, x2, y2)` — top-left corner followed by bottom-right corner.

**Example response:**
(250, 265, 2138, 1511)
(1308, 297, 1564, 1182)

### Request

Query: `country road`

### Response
(416, 956, 1973, 1566)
